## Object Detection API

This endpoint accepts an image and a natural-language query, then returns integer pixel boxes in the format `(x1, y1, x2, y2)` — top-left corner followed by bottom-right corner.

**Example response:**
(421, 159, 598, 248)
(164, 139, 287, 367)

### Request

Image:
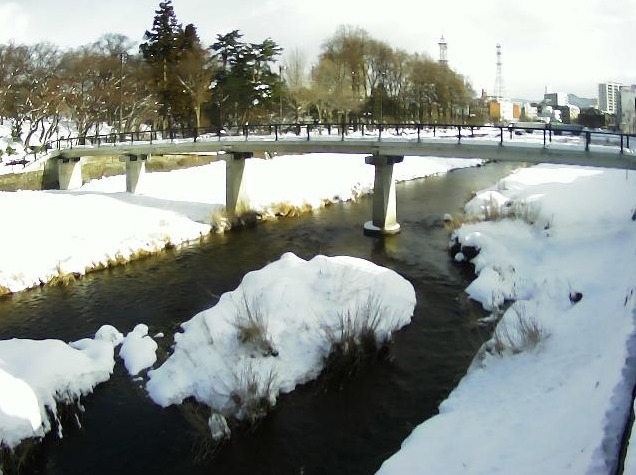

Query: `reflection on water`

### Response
(0, 162, 519, 475)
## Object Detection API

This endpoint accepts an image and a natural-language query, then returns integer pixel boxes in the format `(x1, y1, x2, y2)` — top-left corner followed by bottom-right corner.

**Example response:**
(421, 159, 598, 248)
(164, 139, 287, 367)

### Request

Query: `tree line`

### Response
(0, 1, 478, 150)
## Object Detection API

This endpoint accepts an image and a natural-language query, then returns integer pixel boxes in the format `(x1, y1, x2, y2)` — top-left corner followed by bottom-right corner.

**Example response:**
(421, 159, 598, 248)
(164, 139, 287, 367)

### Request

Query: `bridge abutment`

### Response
(363, 154, 404, 235)
(57, 157, 83, 190)
(119, 154, 148, 193)
(226, 152, 253, 219)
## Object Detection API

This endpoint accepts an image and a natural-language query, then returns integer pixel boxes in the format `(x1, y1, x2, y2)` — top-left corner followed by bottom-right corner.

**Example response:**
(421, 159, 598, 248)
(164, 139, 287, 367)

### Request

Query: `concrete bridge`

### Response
(48, 124, 636, 235)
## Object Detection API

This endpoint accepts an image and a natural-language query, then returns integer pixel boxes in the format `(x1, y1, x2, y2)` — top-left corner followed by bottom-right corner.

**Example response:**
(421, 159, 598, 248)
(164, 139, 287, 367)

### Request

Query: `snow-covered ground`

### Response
(0, 152, 480, 295)
(377, 164, 636, 474)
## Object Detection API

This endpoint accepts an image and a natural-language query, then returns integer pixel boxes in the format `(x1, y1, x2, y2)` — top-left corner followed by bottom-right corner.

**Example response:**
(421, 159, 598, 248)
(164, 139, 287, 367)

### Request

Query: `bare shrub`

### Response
(232, 290, 277, 357)
(490, 306, 549, 356)
(227, 363, 277, 425)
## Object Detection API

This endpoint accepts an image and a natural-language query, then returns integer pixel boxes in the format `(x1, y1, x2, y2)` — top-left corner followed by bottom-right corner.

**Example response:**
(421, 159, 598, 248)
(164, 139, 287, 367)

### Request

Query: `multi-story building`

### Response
(617, 85, 636, 134)
(544, 92, 568, 107)
(598, 82, 622, 114)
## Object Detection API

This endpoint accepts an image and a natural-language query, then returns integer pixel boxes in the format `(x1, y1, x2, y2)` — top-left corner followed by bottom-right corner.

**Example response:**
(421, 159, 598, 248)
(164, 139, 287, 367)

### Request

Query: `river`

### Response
(0, 162, 519, 475)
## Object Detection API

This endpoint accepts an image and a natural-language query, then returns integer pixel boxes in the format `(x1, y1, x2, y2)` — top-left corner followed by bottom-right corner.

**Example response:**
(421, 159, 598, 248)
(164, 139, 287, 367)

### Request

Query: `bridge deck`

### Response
(50, 134, 636, 170)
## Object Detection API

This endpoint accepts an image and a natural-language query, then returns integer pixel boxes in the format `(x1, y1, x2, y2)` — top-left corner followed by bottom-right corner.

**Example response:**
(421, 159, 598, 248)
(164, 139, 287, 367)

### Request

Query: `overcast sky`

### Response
(1, 0, 634, 100)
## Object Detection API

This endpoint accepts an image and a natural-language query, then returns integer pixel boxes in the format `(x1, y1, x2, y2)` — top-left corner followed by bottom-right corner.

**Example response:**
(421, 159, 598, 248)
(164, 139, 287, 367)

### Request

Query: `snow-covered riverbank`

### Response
(0, 153, 481, 295)
(377, 164, 636, 474)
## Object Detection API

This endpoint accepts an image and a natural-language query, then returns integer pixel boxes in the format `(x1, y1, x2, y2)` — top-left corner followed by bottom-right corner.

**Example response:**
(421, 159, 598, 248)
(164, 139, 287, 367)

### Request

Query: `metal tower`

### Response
(494, 43, 505, 100)
(438, 36, 448, 66)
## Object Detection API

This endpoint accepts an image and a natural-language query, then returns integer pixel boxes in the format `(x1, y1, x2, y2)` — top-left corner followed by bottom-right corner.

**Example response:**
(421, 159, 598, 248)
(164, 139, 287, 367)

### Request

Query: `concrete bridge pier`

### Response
(363, 154, 404, 235)
(57, 157, 83, 190)
(119, 154, 148, 193)
(226, 152, 253, 219)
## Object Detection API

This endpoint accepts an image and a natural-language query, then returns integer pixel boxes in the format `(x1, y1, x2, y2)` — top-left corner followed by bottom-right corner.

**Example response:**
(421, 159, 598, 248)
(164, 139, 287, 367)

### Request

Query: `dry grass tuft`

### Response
(490, 306, 549, 356)
(49, 265, 77, 286)
(269, 201, 314, 218)
(227, 363, 277, 425)
(322, 294, 395, 379)
(232, 290, 277, 357)
(210, 209, 230, 232)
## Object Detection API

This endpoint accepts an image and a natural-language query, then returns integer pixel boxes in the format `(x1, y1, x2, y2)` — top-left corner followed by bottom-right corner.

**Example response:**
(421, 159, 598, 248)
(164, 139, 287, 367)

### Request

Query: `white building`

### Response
(617, 86, 636, 134)
(598, 82, 622, 114)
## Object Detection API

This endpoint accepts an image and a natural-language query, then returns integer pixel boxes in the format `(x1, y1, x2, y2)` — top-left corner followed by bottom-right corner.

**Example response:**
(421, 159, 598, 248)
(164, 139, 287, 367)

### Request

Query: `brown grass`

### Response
(268, 201, 314, 218)
(227, 363, 277, 425)
(490, 306, 549, 355)
(322, 294, 396, 379)
(232, 290, 277, 357)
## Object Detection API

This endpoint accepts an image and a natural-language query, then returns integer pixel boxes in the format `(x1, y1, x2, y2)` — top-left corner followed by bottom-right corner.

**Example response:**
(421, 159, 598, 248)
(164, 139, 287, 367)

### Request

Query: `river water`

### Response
(0, 162, 519, 475)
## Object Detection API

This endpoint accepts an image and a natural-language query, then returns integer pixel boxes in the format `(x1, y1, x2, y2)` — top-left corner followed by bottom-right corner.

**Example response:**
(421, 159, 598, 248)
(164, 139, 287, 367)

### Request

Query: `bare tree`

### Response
(283, 48, 312, 122)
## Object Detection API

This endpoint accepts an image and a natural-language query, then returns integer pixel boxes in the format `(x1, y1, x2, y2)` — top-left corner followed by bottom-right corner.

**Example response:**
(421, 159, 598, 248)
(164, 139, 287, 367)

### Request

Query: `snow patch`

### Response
(0, 325, 122, 449)
(147, 252, 416, 426)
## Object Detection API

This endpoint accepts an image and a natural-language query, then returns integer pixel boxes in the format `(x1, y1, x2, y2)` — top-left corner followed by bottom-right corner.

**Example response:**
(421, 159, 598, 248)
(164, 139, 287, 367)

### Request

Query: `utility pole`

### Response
(279, 65, 286, 124)
(119, 53, 125, 134)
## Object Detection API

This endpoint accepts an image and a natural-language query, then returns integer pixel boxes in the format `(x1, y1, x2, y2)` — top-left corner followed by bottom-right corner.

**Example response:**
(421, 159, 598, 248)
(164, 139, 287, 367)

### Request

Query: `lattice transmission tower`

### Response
(493, 43, 506, 100)
(438, 35, 448, 66)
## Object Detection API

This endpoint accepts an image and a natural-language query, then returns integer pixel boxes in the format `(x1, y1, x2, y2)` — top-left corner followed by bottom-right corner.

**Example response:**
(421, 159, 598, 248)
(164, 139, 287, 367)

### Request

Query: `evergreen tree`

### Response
(209, 31, 282, 125)
(140, 1, 187, 129)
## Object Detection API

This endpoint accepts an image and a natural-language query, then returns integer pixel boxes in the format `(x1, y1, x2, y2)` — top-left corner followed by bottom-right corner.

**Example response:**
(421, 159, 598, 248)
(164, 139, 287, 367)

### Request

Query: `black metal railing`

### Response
(48, 122, 635, 155)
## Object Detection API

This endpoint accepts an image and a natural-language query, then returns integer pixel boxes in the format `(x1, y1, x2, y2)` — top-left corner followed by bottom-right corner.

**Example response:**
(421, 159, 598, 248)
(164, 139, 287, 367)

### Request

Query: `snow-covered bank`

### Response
(147, 252, 416, 433)
(0, 325, 123, 449)
(377, 165, 636, 474)
(0, 153, 481, 295)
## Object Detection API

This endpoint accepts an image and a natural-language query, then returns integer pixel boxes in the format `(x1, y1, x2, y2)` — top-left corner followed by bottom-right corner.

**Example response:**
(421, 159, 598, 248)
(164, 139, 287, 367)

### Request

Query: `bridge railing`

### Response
(48, 122, 635, 154)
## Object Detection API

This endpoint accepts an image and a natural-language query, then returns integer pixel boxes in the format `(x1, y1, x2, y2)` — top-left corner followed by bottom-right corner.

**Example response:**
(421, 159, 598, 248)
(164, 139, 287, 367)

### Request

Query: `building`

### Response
(522, 103, 539, 121)
(598, 82, 622, 114)
(555, 105, 580, 124)
(617, 86, 636, 134)
(489, 100, 520, 122)
(544, 92, 568, 107)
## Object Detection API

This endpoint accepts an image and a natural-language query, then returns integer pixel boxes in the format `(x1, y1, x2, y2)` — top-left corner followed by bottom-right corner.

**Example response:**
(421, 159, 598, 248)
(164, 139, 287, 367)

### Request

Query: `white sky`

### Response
(1, 0, 635, 100)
